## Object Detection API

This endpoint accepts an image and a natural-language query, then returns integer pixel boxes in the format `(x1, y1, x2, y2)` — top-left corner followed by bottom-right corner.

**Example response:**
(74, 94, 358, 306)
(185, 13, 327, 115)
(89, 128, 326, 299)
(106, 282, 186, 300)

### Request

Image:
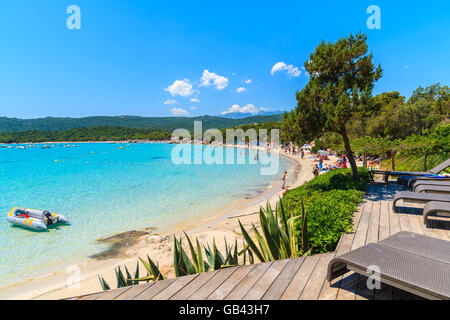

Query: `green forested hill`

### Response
(0, 115, 283, 133)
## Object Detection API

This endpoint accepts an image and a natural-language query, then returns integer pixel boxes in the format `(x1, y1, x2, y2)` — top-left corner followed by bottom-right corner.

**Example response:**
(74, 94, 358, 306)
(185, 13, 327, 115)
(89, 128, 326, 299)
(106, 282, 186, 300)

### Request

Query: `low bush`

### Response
(292, 189, 364, 253)
(282, 167, 369, 216)
(282, 168, 369, 254)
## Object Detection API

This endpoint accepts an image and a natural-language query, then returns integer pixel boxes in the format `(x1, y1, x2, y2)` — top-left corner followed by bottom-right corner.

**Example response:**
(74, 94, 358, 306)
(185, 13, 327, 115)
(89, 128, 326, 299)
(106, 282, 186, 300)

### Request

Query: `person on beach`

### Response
(313, 165, 319, 177)
(282, 171, 287, 190)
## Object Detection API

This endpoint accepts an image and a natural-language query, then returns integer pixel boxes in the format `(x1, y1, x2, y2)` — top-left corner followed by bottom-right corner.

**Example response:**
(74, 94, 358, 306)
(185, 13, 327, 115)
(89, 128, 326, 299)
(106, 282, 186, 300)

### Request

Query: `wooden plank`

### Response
(207, 265, 255, 300)
(350, 200, 364, 235)
(334, 200, 369, 301)
(299, 253, 335, 300)
(335, 273, 359, 300)
(406, 208, 425, 236)
(398, 211, 414, 233)
(355, 275, 374, 300)
(416, 213, 438, 238)
(132, 278, 177, 300)
(152, 274, 199, 300)
(115, 282, 156, 300)
(261, 258, 305, 300)
(188, 267, 238, 300)
(378, 200, 391, 241)
(77, 292, 105, 300)
(243, 259, 290, 300)
(96, 286, 133, 300)
(351, 202, 372, 251)
(170, 270, 218, 300)
(318, 232, 356, 300)
(224, 262, 273, 300)
(366, 200, 380, 244)
(281, 255, 320, 300)
(388, 198, 401, 236)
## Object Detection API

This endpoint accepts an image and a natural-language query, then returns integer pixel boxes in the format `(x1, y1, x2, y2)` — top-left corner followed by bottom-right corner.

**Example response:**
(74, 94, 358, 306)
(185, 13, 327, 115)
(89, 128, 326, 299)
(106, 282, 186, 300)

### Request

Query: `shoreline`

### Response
(0, 147, 315, 300)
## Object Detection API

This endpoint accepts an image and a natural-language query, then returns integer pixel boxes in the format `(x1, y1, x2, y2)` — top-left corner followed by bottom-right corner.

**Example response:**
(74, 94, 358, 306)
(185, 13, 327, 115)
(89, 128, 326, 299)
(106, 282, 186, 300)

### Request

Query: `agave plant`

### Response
(99, 233, 244, 290)
(239, 198, 309, 262)
(98, 261, 143, 290)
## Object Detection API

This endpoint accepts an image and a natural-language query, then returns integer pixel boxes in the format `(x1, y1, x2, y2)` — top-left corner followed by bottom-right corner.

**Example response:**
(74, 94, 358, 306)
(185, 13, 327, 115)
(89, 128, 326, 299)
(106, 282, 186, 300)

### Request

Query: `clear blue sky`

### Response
(0, 0, 449, 118)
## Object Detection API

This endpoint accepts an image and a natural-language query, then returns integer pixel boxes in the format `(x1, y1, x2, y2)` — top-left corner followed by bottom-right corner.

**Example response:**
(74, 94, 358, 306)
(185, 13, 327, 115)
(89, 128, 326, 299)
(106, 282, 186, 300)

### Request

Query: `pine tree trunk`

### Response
(424, 153, 428, 172)
(391, 151, 396, 171)
(341, 130, 359, 181)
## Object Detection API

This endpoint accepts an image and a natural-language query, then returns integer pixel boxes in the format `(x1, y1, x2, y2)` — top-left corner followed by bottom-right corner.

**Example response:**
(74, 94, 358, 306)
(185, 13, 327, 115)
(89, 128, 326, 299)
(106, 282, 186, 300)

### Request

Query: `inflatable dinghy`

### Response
(7, 207, 69, 231)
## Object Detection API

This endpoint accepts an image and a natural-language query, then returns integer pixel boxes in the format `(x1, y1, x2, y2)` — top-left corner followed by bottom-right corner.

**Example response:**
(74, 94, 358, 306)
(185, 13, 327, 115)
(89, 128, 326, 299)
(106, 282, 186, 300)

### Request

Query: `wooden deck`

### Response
(71, 183, 450, 300)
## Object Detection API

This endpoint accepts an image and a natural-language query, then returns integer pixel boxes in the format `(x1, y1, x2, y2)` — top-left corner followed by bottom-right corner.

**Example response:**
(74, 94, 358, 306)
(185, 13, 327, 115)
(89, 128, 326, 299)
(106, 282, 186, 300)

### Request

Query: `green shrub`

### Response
(292, 189, 364, 253)
(282, 167, 369, 217)
(282, 168, 368, 254)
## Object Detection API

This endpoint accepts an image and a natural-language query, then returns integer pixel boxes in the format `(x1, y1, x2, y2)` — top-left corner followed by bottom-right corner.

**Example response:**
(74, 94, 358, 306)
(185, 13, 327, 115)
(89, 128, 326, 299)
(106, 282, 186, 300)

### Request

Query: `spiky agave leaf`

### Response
(259, 205, 281, 260)
(279, 198, 289, 238)
(98, 276, 110, 291)
(124, 265, 137, 286)
(232, 239, 239, 265)
(301, 198, 309, 255)
(251, 225, 274, 261)
(212, 239, 223, 270)
(173, 236, 181, 277)
(238, 220, 266, 262)
(133, 256, 165, 282)
(196, 237, 206, 273)
(184, 232, 201, 273)
(204, 243, 214, 269)
(115, 267, 127, 288)
(174, 236, 197, 275)
(134, 261, 140, 285)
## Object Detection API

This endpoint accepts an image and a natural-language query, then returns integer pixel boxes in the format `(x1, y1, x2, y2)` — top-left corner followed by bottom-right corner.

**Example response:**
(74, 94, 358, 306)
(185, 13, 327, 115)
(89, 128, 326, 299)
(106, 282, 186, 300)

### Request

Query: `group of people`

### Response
(311, 154, 350, 177)
(282, 145, 305, 159)
(281, 143, 353, 184)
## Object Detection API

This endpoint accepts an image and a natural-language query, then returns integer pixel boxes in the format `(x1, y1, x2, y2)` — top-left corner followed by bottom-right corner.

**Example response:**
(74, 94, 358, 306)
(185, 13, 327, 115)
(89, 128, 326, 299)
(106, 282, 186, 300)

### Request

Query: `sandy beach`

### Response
(0, 148, 329, 300)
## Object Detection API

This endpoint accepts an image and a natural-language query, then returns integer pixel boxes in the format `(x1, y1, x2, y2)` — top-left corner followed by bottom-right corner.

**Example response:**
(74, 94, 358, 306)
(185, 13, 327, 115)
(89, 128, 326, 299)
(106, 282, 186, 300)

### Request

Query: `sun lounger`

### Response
(373, 158, 450, 185)
(414, 185, 450, 194)
(393, 191, 450, 211)
(413, 180, 450, 191)
(429, 159, 450, 174)
(327, 231, 450, 300)
(423, 201, 450, 225)
(408, 176, 450, 189)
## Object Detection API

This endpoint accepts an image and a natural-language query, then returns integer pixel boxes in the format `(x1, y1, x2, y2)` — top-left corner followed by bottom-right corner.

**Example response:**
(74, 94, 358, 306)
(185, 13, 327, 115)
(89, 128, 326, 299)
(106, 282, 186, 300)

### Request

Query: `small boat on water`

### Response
(7, 207, 69, 231)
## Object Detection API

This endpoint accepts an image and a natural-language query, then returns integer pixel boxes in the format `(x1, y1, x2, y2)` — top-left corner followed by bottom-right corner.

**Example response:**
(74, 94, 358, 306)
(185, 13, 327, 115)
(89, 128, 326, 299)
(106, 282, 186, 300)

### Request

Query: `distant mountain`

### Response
(221, 111, 284, 119)
(0, 114, 283, 133)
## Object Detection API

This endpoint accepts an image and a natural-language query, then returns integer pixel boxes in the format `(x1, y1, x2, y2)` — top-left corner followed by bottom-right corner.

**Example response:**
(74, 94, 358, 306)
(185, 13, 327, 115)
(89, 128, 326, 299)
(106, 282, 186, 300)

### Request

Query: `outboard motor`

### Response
(43, 210, 56, 225)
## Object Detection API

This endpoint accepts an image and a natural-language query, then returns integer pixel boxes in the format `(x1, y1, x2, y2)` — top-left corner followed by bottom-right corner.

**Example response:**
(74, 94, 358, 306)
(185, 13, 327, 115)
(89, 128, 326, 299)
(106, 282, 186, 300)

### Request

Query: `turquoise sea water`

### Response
(0, 143, 289, 288)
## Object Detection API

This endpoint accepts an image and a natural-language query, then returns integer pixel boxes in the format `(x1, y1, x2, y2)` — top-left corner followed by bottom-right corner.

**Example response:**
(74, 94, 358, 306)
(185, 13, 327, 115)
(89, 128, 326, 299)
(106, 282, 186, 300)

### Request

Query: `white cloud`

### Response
(232, 72, 237, 76)
(236, 87, 246, 93)
(404, 65, 410, 69)
(199, 70, 229, 90)
(165, 79, 194, 97)
(270, 62, 301, 77)
(189, 106, 197, 110)
(164, 99, 178, 105)
(221, 104, 268, 115)
(171, 107, 190, 116)
(244, 79, 252, 84)
(190, 98, 200, 103)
